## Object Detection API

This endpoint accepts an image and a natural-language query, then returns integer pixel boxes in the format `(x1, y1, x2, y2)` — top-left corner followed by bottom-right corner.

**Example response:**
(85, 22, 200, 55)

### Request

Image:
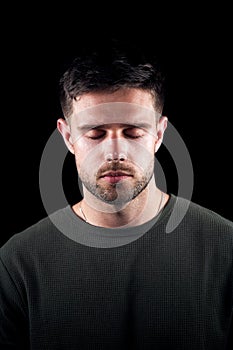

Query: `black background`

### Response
(1, 6, 233, 247)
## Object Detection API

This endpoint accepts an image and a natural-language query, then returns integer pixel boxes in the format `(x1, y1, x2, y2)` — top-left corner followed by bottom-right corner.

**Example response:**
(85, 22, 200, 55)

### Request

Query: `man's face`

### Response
(67, 88, 163, 205)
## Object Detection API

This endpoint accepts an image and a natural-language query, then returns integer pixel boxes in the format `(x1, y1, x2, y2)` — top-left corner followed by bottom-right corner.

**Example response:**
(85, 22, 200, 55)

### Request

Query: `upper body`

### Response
(1, 39, 232, 349)
(1, 194, 233, 349)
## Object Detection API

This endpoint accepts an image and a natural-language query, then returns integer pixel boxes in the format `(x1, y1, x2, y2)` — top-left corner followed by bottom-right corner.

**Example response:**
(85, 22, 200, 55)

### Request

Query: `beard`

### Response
(78, 159, 154, 205)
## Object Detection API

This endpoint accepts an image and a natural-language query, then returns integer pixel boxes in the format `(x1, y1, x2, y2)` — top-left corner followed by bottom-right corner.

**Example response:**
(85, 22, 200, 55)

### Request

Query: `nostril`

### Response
(106, 153, 113, 162)
(119, 153, 126, 161)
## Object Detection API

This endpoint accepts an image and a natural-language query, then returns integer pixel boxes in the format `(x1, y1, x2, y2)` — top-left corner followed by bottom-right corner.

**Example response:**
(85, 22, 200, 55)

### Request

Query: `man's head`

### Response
(57, 40, 167, 207)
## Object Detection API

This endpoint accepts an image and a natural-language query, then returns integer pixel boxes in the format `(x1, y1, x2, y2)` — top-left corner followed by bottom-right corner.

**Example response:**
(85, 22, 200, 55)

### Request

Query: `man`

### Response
(1, 40, 232, 349)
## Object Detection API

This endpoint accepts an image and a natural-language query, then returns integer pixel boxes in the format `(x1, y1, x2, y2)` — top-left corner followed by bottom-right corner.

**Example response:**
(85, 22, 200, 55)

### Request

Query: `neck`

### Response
(73, 178, 168, 228)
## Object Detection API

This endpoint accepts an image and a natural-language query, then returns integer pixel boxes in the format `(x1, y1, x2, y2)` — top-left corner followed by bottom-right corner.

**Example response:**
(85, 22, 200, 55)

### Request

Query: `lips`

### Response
(99, 171, 133, 183)
(100, 171, 132, 178)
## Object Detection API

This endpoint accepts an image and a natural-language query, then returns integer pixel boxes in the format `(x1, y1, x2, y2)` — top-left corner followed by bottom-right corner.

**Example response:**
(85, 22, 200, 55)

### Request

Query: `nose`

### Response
(104, 137, 128, 162)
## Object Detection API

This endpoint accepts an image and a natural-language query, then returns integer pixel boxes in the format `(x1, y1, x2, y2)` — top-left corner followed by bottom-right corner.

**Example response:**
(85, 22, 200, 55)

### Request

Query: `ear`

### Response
(154, 116, 168, 153)
(57, 118, 74, 154)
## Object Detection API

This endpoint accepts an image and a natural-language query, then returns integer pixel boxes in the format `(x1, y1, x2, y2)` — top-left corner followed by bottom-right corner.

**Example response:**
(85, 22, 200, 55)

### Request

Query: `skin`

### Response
(57, 88, 169, 228)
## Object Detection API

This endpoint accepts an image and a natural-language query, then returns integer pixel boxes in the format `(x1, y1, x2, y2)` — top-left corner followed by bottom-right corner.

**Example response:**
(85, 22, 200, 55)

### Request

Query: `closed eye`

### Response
(85, 129, 106, 140)
(123, 128, 145, 138)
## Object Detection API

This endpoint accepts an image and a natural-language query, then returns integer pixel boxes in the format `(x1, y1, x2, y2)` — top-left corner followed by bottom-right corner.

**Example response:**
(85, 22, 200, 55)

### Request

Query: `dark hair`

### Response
(59, 39, 166, 118)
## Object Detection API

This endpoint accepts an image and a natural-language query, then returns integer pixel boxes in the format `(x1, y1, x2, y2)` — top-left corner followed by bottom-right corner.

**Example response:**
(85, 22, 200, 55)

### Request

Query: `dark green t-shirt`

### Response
(1, 194, 232, 349)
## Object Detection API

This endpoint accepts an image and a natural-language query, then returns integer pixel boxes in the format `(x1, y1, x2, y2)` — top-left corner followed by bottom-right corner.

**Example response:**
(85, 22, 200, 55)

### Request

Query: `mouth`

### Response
(99, 171, 133, 184)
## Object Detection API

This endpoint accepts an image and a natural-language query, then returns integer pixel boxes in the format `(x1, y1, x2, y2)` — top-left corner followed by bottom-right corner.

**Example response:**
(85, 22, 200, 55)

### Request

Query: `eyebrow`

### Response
(77, 122, 153, 130)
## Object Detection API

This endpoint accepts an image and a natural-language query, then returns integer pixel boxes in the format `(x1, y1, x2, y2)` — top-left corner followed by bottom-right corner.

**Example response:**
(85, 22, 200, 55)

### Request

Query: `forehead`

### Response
(69, 103, 159, 134)
(72, 88, 155, 115)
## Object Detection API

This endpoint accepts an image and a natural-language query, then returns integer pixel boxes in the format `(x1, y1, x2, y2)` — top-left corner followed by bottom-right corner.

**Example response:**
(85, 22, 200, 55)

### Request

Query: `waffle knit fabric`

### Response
(1, 194, 232, 349)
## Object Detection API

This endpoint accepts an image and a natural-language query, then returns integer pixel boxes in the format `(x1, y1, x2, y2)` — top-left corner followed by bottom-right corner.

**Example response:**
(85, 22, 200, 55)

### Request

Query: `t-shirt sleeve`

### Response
(0, 257, 30, 350)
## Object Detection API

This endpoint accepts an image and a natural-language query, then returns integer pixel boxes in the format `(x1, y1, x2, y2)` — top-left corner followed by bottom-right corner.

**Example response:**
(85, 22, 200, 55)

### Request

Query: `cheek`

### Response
(138, 138, 156, 155)
(73, 144, 84, 169)
(73, 139, 91, 158)
(73, 141, 102, 171)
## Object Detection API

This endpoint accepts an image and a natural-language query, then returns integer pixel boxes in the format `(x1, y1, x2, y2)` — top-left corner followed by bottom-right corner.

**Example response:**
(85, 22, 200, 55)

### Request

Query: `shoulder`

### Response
(185, 197, 232, 227)
(0, 206, 70, 263)
(172, 194, 233, 240)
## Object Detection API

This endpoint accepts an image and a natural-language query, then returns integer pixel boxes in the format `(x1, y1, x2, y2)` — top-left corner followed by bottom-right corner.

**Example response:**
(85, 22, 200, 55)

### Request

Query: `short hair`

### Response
(59, 39, 166, 118)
